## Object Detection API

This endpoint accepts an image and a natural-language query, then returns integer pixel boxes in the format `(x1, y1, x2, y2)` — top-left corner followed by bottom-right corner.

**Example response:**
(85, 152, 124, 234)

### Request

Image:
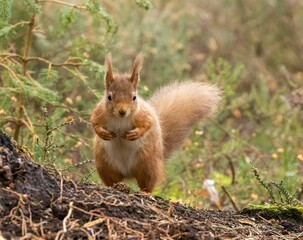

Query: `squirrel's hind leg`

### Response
(132, 150, 164, 193)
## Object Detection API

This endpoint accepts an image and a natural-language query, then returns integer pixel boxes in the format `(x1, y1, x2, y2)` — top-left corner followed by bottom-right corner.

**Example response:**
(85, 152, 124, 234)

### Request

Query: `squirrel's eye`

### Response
(107, 95, 112, 101)
(132, 96, 137, 101)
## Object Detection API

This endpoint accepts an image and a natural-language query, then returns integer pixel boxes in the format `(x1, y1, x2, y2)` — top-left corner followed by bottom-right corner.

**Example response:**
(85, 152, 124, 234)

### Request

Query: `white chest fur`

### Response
(101, 117, 143, 177)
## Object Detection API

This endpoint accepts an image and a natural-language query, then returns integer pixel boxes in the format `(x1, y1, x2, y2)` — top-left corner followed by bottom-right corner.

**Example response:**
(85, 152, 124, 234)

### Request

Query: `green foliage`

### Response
(85, 0, 117, 34)
(0, 24, 14, 37)
(251, 162, 300, 206)
(54, 9, 78, 36)
(0, 0, 114, 146)
(24, 0, 41, 14)
(271, 181, 300, 206)
(36, 107, 74, 169)
(205, 58, 244, 99)
(20, 76, 60, 102)
(83, 59, 106, 81)
(251, 163, 277, 204)
(0, 0, 11, 22)
(135, 0, 153, 11)
(38, 68, 59, 86)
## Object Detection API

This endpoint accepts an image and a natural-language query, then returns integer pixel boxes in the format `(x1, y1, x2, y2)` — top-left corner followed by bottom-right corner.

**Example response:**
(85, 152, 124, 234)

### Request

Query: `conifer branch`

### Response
(1, 53, 84, 67)
(13, 9, 37, 141)
(23, 13, 36, 74)
(37, 0, 86, 9)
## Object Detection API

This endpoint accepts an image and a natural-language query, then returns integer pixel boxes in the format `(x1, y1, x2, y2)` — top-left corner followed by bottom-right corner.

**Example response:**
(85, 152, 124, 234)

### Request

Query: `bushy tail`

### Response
(149, 81, 221, 159)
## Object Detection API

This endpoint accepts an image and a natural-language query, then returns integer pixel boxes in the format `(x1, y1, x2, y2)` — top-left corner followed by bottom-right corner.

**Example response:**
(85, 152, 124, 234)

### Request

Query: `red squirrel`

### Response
(90, 53, 221, 192)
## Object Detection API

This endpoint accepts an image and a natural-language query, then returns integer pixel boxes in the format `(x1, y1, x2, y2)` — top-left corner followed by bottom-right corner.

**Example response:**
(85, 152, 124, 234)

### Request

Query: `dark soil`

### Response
(0, 130, 302, 239)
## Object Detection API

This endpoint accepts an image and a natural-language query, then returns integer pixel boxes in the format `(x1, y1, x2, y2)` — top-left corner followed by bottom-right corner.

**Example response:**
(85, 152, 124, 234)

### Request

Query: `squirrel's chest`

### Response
(106, 117, 132, 136)
(102, 118, 144, 176)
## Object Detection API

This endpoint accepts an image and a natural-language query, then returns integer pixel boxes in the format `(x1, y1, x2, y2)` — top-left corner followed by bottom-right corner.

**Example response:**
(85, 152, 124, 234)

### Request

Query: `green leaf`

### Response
(85, 0, 117, 34)
(83, 59, 105, 80)
(135, 0, 153, 11)
(59, 9, 76, 29)
(38, 68, 59, 86)
(0, 24, 14, 37)
(18, 76, 60, 103)
(0, 86, 18, 95)
(24, 0, 41, 14)
(0, 0, 11, 22)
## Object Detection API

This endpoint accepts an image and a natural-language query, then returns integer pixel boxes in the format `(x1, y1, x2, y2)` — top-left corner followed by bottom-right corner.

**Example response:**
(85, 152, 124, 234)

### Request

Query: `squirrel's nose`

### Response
(119, 109, 126, 117)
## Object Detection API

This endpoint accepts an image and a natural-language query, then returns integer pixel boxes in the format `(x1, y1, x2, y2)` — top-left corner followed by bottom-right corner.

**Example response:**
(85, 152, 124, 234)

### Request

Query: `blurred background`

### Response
(0, 0, 302, 209)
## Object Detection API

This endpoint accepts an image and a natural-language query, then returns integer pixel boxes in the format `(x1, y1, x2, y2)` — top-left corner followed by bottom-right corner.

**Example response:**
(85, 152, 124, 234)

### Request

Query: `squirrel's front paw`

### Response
(96, 127, 117, 141)
(121, 128, 144, 141)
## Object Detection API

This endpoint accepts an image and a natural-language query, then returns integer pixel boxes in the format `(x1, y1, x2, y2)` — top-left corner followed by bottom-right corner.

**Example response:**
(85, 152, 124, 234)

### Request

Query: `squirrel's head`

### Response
(104, 53, 143, 118)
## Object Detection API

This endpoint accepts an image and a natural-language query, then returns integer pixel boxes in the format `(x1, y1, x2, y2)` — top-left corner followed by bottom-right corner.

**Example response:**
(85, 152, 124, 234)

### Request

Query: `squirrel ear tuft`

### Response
(104, 52, 114, 89)
(130, 53, 144, 89)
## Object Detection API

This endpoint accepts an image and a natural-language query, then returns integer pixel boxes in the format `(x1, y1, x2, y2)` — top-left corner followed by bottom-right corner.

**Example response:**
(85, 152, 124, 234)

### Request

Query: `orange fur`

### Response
(149, 81, 221, 158)
(91, 53, 221, 192)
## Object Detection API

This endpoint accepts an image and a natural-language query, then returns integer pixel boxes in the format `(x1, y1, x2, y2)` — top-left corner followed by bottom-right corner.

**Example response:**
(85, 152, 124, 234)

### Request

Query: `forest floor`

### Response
(0, 131, 302, 240)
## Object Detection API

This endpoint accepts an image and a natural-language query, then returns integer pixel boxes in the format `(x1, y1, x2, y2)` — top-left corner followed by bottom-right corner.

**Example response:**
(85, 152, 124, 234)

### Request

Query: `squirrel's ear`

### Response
(104, 53, 114, 89)
(130, 53, 143, 89)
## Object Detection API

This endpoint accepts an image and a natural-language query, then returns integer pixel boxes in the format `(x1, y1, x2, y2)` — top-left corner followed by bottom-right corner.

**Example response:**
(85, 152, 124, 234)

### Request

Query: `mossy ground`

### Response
(242, 204, 303, 224)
